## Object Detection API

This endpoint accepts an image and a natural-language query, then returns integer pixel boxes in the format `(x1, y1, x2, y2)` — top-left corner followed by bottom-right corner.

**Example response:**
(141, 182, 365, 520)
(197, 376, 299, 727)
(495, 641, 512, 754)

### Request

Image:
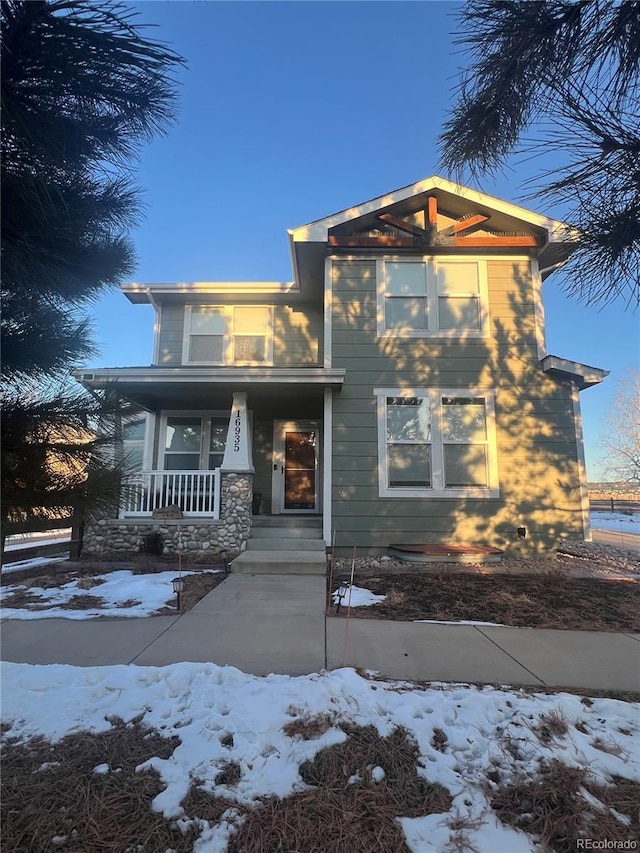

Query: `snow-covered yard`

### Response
(0, 569, 221, 619)
(2, 662, 638, 852)
(591, 510, 639, 533)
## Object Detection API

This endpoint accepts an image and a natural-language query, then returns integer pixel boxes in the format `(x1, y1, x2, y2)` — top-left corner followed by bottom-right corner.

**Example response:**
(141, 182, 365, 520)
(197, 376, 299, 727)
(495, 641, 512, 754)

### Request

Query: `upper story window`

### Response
(376, 258, 489, 338)
(183, 306, 274, 365)
(375, 388, 500, 498)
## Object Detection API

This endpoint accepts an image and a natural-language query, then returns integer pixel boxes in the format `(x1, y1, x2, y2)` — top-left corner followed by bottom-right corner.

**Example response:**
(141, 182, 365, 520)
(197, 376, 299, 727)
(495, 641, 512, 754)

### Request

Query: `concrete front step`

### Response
(252, 516, 322, 529)
(230, 550, 326, 575)
(249, 527, 323, 540)
(245, 538, 325, 551)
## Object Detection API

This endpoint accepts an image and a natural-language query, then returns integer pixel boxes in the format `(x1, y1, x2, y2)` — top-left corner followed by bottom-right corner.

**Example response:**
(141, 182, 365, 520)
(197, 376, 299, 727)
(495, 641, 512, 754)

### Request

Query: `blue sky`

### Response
(87, 0, 638, 480)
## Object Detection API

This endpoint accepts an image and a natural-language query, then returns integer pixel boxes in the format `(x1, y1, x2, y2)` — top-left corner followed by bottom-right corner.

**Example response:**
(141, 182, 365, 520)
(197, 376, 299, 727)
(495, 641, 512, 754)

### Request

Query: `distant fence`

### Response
(589, 494, 640, 513)
(1, 515, 81, 564)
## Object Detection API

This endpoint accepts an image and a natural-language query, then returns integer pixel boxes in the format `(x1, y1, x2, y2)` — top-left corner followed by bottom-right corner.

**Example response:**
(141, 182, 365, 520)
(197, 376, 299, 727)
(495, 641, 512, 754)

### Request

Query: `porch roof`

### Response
(74, 366, 345, 410)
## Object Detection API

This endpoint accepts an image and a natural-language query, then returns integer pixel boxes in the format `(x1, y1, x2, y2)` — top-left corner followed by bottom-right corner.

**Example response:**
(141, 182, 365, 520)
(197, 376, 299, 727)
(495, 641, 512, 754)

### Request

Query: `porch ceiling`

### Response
(74, 366, 344, 411)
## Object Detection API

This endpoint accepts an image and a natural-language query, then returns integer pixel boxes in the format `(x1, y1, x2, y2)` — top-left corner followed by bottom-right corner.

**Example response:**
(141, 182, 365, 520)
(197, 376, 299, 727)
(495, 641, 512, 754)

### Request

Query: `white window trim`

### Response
(159, 410, 230, 471)
(374, 388, 500, 498)
(182, 305, 274, 366)
(376, 256, 490, 339)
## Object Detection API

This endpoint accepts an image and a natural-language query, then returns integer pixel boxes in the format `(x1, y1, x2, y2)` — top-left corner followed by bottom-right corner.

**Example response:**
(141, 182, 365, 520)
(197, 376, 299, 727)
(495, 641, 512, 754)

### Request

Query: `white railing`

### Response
(120, 469, 221, 518)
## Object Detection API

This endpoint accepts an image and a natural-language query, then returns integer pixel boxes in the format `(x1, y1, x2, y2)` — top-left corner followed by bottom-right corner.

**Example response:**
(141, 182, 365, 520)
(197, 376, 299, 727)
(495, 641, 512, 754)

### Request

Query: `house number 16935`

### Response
(233, 411, 241, 451)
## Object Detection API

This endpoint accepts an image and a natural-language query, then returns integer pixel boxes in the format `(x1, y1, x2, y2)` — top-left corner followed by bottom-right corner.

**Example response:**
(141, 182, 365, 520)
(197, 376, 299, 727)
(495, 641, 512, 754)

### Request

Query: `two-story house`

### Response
(76, 176, 607, 561)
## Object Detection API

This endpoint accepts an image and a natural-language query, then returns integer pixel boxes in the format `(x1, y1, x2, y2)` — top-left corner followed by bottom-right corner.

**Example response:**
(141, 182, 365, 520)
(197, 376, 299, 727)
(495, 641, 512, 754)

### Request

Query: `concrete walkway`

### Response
(1, 574, 639, 691)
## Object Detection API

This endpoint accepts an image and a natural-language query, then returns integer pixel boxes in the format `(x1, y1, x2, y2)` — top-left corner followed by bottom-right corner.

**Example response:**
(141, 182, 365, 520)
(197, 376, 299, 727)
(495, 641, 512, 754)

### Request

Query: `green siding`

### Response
(273, 305, 323, 365)
(252, 417, 274, 514)
(155, 302, 323, 367)
(329, 256, 584, 556)
(157, 305, 184, 365)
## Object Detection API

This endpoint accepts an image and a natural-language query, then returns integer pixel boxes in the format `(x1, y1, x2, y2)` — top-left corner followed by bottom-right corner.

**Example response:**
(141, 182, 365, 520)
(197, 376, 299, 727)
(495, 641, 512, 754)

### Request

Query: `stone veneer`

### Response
(81, 472, 253, 558)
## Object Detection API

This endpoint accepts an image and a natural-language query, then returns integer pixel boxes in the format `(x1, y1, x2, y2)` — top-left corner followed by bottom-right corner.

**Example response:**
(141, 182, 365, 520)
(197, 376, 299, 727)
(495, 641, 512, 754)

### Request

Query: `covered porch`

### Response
(75, 366, 344, 556)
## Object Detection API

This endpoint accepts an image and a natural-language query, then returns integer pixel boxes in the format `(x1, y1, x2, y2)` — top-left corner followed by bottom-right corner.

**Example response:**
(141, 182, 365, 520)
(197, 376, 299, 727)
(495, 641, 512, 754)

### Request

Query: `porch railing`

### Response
(120, 469, 221, 518)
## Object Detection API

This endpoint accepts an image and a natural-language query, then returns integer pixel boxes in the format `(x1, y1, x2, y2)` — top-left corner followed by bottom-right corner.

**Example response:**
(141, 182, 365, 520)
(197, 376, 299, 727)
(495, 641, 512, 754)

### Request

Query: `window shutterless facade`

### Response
(182, 305, 274, 365)
(375, 389, 499, 498)
(161, 413, 229, 470)
(376, 257, 489, 338)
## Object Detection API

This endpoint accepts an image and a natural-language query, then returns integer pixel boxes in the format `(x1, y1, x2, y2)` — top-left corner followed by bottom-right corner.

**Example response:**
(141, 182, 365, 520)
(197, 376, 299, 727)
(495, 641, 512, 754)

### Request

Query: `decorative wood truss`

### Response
(327, 195, 541, 249)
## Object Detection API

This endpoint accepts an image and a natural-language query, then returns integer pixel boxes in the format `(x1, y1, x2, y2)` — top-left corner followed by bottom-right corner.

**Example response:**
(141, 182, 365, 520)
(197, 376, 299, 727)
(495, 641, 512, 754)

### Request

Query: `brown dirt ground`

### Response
(331, 571, 640, 632)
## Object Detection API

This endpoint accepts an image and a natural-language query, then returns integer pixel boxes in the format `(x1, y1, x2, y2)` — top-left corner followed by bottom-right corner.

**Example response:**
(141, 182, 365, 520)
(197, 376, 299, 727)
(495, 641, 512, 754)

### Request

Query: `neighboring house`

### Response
(76, 176, 607, 558)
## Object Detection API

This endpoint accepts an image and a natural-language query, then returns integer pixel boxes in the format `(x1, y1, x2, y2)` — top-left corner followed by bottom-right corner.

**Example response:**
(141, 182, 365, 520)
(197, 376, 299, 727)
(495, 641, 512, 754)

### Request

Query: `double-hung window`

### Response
(377, 258, 488, 338)
(184, 306, 273, 365)
(376, 389, 499, 498)
(162, 414, 228, 470)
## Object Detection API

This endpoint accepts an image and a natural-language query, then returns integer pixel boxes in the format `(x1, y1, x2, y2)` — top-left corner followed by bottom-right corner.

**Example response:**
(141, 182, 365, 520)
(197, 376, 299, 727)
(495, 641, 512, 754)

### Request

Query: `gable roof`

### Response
(287, 175, 577, 293)
(289, 175, 570, 243)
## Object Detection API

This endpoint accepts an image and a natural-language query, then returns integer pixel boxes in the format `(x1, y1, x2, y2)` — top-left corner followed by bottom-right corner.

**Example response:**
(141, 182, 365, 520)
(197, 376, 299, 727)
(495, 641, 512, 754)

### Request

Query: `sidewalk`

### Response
(326, 618, 640, 692)
(1, 574, 639, 691)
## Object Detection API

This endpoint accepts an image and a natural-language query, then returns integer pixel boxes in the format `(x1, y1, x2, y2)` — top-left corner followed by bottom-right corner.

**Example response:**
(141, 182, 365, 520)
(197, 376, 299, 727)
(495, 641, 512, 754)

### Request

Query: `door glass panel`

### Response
(285, 431, 316, 468)
(284, 470, 316, 510)
(284, 430, 316, 510)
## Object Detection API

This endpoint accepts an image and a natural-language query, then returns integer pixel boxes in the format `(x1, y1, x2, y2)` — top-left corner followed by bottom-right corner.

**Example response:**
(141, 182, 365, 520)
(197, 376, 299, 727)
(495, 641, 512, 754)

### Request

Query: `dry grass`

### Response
(3, 715, 638, 852)
(229, 724, 452, 853)
(0, 718, 197, 853)
(490, 759, 640, 853)
(180, 783, 241, 825)
(215, 761, 242, 787)
(156, 569, 228, 614)
(283, 713, 336, 740)
(334, 572, 640, 632)
(533, 710, 570, 745)
(431, 727, 449, 753)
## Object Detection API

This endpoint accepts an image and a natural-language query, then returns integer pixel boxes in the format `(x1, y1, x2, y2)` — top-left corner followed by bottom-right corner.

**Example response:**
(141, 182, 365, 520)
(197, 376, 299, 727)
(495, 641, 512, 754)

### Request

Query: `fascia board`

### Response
(121, 281, 299, 304)
(73, 366, 346, 386)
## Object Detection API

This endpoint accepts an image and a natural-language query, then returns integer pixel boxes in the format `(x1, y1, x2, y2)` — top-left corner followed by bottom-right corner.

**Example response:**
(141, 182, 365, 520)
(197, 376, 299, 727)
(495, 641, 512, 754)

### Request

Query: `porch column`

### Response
(221, 391, 254, 472)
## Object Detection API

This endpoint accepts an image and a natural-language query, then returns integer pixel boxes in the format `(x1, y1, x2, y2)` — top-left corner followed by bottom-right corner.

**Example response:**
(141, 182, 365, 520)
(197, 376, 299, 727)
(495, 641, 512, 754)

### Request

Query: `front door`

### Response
(272, 421, 319, 513)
